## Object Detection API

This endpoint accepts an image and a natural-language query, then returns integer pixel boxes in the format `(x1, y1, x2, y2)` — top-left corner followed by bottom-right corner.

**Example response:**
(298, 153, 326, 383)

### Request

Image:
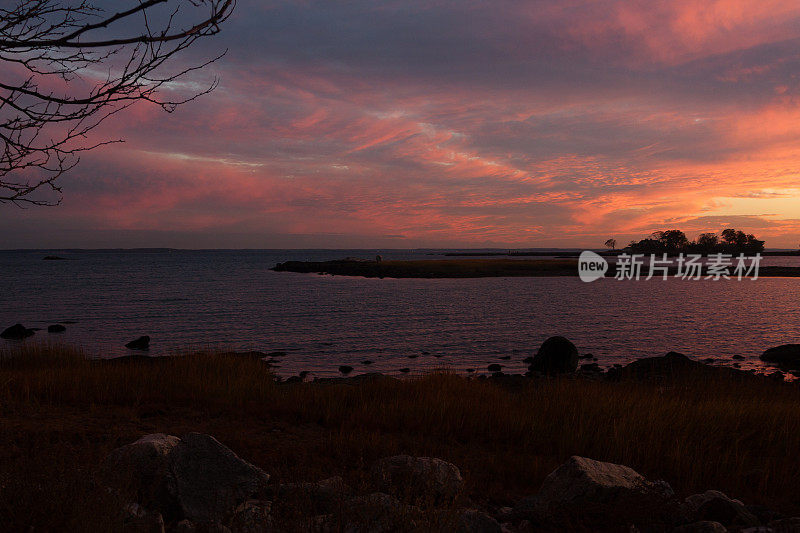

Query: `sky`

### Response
(2, 0, 800, 249)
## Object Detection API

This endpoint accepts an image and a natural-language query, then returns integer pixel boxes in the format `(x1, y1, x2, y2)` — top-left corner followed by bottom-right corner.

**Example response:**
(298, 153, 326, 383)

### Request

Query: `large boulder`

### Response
(760, 344, 800, 369)
(169, 433, 270, 523)
(683, 490, 759, 529)
(101, 433, 270, 525)
(528, 456, 675, 528)
(100, 434, 181, 518)
(0, 323, 34, 340)
(528, 336, 579, 374)
(369, 455, 464, 504)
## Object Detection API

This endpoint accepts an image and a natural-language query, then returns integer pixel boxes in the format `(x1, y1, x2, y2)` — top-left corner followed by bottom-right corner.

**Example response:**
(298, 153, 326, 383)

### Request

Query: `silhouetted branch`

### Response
(0, 0, 234, 205)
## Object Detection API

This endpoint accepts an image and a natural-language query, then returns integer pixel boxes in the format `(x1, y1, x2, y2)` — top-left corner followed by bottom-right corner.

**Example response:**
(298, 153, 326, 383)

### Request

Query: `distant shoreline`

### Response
(443, 250, 800, 257)
(272, 258, 800, 278)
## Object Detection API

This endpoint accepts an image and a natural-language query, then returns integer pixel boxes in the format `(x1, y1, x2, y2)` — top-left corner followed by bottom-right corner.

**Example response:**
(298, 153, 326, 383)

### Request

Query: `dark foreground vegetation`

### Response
(1, 344, 800, 531)
(272, 258, 800, 278)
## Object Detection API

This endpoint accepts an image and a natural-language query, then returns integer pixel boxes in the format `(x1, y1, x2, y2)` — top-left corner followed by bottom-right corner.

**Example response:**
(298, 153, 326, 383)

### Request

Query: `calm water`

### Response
(1, 249, 799, 378)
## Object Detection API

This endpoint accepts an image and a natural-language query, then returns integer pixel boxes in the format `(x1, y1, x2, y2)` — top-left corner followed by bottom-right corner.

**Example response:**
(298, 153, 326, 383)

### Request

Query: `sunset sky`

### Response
(3, 0, 800, 249)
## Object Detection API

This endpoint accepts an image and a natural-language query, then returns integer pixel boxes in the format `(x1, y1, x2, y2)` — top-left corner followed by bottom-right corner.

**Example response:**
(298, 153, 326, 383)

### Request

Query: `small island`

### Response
(273, 258, 800, 279)
(274, 228, 800, 278)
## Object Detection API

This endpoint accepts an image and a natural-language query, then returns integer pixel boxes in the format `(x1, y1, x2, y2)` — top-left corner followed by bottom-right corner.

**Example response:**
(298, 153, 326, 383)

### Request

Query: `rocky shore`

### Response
(3, 341, 800, 531)
(101, 433, 800, 532)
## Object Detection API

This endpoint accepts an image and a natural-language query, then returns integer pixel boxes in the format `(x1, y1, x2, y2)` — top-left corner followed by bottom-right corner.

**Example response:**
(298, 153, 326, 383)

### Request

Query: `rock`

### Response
(760, 344, 800, 369)
(528, 336, 579, 374)
(285, 376, 302, 384)
(229, 499, 272, 533)
(683, 491, 759, 528)
(522, 356, 534, 364)
(169, 433, 270, 523)
(767, 517, 800, 532)
(732, 355, 745, 361)
(671, 521, 727, 533)
(579, 363, 602, 373)
(399, 368, 410, 373)
(746, 504, 785, 524)
(47, 324, 67, 333)
(369, 455, 464, 504)
(100, 434, 181, 518)
(43, 255, 67, 260)
(173, 520, 197, 533)
(0, 323, 34, 339)
(122, 502, 165, 533)
(338, 365, 354, 375)
(361, 360, 374, 365)
(102, 433, 269, 525)
(487, 363, 503, 372)
(455, 509, 502, 533)
(126, 336, 151, 351)
(528, 456, 675, 528)
(606, 351, 722, 380)
(344, 492, 414, 532)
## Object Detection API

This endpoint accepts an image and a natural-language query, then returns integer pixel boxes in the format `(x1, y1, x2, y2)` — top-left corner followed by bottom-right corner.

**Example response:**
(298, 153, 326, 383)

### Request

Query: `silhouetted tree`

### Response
(1, 0, 235, 205)
(628, 228, 763, 254)
(604, 238, 617, 250)
(696, 232, 719, 252)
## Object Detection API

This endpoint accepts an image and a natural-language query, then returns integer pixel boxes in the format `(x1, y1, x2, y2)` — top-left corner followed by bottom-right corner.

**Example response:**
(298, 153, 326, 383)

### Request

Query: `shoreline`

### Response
(272, 258, 800, 278)
(2, 344, 800, 531)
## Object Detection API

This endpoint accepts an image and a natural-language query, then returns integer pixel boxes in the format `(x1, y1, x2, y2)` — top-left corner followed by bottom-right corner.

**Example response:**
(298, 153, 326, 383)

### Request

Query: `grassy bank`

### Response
(1, 344, 800, 530)
(272, 258, 800, 278)
(273, 258, 581, 277)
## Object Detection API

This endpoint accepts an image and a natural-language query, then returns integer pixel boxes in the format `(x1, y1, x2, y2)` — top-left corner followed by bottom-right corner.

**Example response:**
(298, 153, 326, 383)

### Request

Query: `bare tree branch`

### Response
(0, 0, 235, 206)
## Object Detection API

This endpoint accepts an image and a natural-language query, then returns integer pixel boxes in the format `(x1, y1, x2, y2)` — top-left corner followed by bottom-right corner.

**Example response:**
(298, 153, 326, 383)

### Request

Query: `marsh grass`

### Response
(1, 343, 799, 530)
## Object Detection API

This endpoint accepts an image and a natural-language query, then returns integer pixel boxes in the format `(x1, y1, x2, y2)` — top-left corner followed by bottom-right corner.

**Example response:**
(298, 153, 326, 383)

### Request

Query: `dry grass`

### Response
(1, 343, 800, 530)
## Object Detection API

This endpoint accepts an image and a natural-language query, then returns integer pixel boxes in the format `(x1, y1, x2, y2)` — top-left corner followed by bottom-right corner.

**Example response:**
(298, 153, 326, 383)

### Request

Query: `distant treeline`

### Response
(625, 229, 765, 255)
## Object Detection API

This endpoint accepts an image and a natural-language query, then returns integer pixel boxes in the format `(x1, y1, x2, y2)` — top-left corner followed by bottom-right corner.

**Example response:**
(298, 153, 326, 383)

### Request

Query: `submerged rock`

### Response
(126, 336, 151, 351)
(528, 336, 579, 374)
(0, 323, 35, 340)
(47, 324, 66, 333)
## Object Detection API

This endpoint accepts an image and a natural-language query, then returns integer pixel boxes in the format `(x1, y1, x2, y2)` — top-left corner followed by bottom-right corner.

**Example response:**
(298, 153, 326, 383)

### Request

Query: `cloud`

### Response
(2, 0, 800, 248)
